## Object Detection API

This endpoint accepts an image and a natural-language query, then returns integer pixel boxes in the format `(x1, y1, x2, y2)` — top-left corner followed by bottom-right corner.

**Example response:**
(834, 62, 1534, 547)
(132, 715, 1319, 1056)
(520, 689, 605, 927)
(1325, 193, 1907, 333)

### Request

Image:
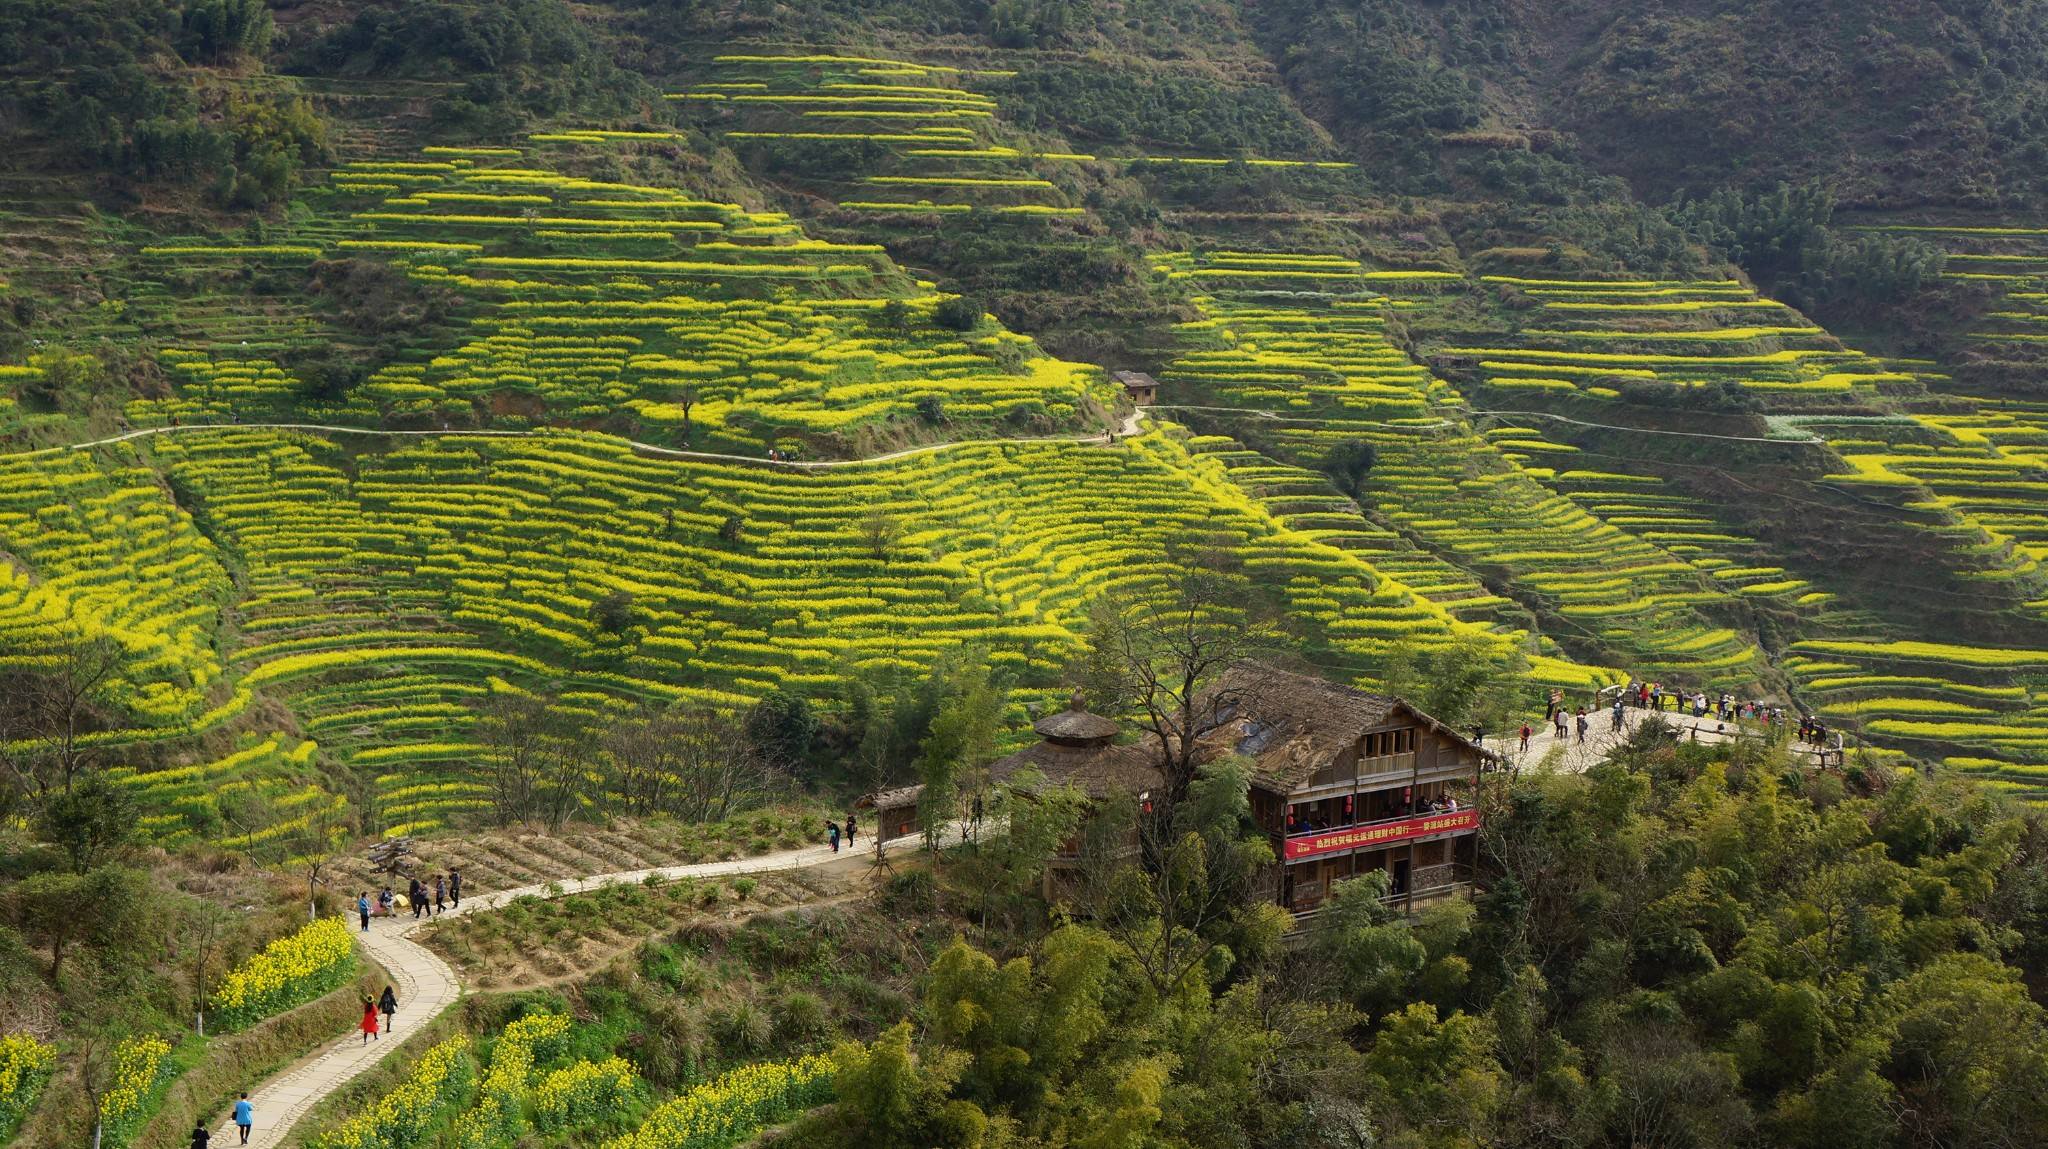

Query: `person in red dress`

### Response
(360, 996, 381, 1045)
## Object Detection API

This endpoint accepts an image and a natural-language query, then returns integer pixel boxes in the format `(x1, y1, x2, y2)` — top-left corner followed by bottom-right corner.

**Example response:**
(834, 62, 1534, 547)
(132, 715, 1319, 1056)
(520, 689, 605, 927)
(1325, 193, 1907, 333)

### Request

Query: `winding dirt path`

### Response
(207, 830, 947, 1147)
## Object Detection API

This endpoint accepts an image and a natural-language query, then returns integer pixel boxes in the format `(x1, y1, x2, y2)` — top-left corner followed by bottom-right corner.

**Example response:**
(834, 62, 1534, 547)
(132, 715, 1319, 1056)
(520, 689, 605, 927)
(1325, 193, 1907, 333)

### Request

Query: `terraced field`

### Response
(16, 42, 2048, 844)
(670, 52, 1362, 227)
(1145, 251, 1760, 686)
(6, 418, 1573, 836)
(129, 146, 1114, 454)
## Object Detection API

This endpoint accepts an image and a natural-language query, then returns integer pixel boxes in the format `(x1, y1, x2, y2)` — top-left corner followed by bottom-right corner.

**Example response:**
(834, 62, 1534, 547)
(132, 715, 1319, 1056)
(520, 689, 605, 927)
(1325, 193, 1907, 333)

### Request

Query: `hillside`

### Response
(8, 4, 2048, 1147)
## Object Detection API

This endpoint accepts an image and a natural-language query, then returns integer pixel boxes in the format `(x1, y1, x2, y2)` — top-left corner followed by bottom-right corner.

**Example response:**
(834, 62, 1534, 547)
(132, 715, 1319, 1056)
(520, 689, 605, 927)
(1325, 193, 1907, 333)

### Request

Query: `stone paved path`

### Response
(1491, 704, 1825, 774)
(207, 827, 951, 1147)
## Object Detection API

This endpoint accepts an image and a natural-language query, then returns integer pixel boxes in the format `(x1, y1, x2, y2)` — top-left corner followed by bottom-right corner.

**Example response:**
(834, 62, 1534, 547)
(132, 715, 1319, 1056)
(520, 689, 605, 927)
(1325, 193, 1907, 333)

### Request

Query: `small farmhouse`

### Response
(986, 662, 1486, 917)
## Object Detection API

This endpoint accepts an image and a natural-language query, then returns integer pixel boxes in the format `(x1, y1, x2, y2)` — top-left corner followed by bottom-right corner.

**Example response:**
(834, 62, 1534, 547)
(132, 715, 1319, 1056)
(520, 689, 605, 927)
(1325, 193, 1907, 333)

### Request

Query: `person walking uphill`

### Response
(434, 873, 447, 915)
(828, 820, 841, 853)
(844, 814, 857, 847)
(192, 1119, 211, 1149)
(379, 985, 397, 1033)
(233, 1092, 253, 1144)
(360, 995, 380, 1044)
(448, 868, 461, 909)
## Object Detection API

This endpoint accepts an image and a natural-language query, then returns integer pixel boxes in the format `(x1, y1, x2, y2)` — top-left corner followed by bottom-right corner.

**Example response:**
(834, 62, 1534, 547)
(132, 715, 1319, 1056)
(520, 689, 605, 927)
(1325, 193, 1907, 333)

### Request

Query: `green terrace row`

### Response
(1854, 225, 2048, 356)
(670, 55, 1357, 219)
(1445, 277, 1914, 399)
(1482, 426, 1825, 607)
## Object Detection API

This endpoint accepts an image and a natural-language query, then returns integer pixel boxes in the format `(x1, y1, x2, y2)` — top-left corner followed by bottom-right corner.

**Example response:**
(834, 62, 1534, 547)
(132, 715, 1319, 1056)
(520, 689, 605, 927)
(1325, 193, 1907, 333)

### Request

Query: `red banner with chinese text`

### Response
(1283, 809, 1479, 860)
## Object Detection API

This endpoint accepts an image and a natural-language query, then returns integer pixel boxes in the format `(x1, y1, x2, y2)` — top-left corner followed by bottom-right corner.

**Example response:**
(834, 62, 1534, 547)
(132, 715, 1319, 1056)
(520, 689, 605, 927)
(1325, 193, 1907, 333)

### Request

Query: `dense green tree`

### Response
(34, 772, 135, 874)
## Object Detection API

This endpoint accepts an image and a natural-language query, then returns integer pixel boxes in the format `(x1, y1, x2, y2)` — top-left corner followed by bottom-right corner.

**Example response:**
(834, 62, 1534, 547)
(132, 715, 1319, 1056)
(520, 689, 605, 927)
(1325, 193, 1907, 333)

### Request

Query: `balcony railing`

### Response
(1285, 807, 1454, 839)
(1308, 751, 1415, 788)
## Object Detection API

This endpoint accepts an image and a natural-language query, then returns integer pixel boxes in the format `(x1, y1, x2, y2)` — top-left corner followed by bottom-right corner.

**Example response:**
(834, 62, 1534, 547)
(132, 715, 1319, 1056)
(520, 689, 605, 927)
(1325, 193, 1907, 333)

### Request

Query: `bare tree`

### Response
(224, 792, 351, 921)
(1075, 560, 1282, 812)
(603, 706, 778, 822)
(186, 900, 238, 1036)
(0, 635, 124, 801)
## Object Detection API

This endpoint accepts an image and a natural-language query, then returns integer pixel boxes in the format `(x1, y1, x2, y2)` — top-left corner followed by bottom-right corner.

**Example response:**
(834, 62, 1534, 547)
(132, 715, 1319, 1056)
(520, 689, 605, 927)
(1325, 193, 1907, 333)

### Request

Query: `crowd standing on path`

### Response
(1524, 677, 1856, 765)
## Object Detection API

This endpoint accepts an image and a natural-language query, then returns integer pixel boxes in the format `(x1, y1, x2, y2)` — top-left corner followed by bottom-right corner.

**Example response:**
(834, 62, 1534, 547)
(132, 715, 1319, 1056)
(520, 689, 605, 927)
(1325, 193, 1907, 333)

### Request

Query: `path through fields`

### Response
(207, 829, 949, 1148)
(8, 415, 1142, 467)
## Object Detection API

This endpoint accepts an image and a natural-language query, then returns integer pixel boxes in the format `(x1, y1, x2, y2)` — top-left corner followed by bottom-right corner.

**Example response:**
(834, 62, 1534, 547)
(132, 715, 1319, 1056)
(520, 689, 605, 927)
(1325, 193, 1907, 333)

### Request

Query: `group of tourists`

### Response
(1522, 678, 1851, 758)
(355, 871, 464, 930)
(826, 814, 859, 853)
(201, 990, 400, 1147)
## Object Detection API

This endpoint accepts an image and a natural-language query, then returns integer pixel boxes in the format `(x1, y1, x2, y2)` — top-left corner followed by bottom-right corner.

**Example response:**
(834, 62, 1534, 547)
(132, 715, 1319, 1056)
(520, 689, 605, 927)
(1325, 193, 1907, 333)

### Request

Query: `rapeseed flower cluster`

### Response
(315, 1037, 474, 1149)
(212, 916, 357, 1031)
(531, 1058, 637, 1132)
(452, 1013, 571, 1149)
(605, 1054, 833, 1149)
(0, 1033, 56, 1138)
(98, 1035, 173, 1140)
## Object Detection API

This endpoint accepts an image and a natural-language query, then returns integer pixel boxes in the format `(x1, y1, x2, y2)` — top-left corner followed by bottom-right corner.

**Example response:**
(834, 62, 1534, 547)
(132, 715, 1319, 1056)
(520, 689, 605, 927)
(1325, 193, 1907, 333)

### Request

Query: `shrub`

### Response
(709, 1001, 773, 1056)
(772, 991, 830, 1046)
(933, 296, 983, 331)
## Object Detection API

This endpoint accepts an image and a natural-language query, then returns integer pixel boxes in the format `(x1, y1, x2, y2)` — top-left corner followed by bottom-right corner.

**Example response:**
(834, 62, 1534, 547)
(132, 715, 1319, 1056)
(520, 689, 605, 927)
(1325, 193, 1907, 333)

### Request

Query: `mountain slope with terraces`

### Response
(7, 0, 2048, 858)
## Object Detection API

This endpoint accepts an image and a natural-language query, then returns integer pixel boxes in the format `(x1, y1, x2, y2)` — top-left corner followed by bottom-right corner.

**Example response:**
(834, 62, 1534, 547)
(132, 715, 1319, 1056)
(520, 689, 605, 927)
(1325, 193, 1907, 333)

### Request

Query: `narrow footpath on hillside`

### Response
(208, 828, 952, 1148)
(9, 409, 1145, 466)
(196, 702, 1821, 1145)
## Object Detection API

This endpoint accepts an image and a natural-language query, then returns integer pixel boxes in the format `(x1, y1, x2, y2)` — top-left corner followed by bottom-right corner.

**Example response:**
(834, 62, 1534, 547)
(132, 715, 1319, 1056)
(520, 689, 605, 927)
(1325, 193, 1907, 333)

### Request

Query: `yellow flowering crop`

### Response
(0, 1033, 56, 1140)
(98, 1035, 173, 1143)
(314, 1037, 474, 1149)
(606, 1054, 832, 1149)
(212, 917, 357, 1031)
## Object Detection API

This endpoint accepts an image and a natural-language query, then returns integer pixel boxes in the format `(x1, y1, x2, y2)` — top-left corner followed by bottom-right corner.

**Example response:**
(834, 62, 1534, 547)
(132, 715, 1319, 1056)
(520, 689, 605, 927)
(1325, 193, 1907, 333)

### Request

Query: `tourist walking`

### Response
(233, 1093, 253, 1145)
(409, 877, 424, 919)
(356, 892, 370, 932)
(449, 869, 461, 909)
(360, 996, 380, 1045)
(379, 985, 397, 1033)
(434, 873, 447, 915)
(845, 814, 857, 846)
(191, 1119, 211, 1149)
(1575, 708, 1589, 744)
(1518, 723, 1531, 753)
(828, 820, 841, 853)
(1554, 708, 1568, 739)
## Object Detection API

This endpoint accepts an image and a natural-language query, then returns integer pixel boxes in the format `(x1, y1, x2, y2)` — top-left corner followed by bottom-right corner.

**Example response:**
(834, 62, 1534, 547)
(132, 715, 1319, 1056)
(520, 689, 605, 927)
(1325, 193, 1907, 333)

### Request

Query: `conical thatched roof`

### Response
(1032, 689, 1120, 744)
